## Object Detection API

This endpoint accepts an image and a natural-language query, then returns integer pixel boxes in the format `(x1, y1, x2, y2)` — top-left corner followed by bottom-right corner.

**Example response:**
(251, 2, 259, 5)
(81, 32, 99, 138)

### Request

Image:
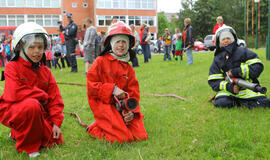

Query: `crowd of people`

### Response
(0, 35, 13, 67)
(1, 14, 270, 158)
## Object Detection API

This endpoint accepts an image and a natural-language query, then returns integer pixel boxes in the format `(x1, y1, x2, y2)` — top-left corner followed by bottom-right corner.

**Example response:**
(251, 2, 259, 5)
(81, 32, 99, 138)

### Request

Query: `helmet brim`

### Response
(104, 33, 135, 49)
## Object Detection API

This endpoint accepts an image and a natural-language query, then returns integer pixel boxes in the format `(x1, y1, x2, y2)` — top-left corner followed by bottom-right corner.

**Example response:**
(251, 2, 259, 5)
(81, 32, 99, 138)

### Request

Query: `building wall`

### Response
(0, 0, 157, 38)
(0, 0, 94, 34)
(61, 0, 94, 27)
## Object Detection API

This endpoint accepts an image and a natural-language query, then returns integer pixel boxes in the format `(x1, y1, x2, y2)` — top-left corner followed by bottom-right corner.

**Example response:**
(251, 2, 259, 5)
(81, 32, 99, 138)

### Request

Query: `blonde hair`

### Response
(85, 18, 92, 24)
(184, 18, 191, 25)
(216, 16, 223, 21)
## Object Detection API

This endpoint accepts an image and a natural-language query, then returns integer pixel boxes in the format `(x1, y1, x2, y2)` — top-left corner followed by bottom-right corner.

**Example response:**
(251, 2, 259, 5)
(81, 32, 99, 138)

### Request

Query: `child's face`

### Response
(113, 40, 127, 56)
(26, 42, 44, 63)
(221, 37, 232, 47)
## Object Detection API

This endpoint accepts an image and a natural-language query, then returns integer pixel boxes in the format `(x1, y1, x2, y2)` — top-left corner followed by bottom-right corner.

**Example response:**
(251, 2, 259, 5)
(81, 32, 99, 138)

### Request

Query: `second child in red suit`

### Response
(86, 21, 148, 143)
(0, 22, 64, 158)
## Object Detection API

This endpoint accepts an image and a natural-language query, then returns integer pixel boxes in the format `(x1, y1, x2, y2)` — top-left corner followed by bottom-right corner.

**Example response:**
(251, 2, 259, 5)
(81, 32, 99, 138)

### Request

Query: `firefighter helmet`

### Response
(104, 21, 135, 48)
(12, 22, 48, 53)
(214, 25, 237, 48)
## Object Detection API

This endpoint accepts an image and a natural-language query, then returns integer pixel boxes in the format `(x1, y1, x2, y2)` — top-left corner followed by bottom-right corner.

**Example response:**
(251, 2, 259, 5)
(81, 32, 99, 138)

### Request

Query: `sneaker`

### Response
(28, 152, 40, 158)
(9, 133, 16, 142)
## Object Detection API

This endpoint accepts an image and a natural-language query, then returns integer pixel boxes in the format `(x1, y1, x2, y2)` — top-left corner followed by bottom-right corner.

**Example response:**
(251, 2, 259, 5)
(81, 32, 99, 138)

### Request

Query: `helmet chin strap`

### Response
(22, 49, 40, 69)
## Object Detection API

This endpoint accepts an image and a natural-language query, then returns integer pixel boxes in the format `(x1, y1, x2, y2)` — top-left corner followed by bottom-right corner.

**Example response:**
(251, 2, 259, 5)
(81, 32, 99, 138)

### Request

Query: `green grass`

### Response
(1, 50, 270, 159)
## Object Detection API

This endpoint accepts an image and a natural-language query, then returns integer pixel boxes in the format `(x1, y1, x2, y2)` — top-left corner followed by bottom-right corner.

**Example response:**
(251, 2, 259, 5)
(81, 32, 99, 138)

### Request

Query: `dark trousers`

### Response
(60, 57, 65, 68)
(46, 60, 51, 68)
(54, 58, 62, 69)
(214, 96, 270, 108)
(0, 55, 5, 67)
(6, 55, 11, 61)
(172, 44, 176, 57)
(141, 44, 149, 63)
(66, 39, 78, 72)
(131, 49, 139, 67)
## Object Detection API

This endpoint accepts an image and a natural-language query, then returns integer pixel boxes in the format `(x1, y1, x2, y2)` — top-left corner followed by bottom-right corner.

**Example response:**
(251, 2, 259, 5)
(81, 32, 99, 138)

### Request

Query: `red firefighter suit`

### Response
(0, 57, 64, 154)
(86, 54, 148, 143)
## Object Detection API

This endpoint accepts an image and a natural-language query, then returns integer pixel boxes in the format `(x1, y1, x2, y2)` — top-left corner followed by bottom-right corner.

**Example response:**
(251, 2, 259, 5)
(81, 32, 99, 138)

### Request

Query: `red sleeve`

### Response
(86, 58, 115, 104)
(126, 66, 142, 115)
(2, 62, 48, 103)
(212, 24, 219, 34)
(45, 70, 64, 127)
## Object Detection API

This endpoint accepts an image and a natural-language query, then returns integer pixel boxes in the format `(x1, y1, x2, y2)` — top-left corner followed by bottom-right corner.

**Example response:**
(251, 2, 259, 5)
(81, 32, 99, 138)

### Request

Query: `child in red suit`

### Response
(86, 21, 148, 143)
(0, 22, 64, 158)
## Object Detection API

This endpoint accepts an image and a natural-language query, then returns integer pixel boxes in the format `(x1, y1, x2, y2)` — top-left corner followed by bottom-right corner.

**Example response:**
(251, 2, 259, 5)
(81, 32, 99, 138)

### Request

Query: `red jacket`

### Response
(86, 54, 148, 143)
(0, 58, 64, 127)
(140, 26, 148, 45)
(212, 23, 225, 34)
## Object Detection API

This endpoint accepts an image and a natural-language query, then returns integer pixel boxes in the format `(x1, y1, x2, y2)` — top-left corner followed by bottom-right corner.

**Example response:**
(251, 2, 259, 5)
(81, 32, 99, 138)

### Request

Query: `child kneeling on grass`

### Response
(208, 26, 270, 108)
(86, 21, 148, 143)
(0, 22, 64, 158)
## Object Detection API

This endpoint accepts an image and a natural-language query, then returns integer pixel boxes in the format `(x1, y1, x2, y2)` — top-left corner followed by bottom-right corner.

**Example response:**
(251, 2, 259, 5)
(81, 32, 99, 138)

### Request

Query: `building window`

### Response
(112, 0, 119, 8)
(127, 15, 155, 26)
(27, 15, 35, 22)
(7, 0, 15, 7)
(16, 0, 24, 7)
(36, 15, 43, 26)
(105, 16, 111, 26)
(52, 15, 59, 26)
(97, 15, 105, 26)
(0, 0, 5, 7)
(97, 15, 126, 27)
(44, 15, 52, 26)
(97, 0, 105, 8)
(16, 15, 24, 25)
(96, 15, 155, 27)
(72, 2, 77, 8)
(82, 2, 88, 8)
(104, 0, 111, 8)
(0, 15, 7, 26)
(51, 0, 59, 8)
(97, 0, 126, 9)
(35, 0, 42, 7)
(9, 0, 60, 8)
(127, 0, 155, 9)
(26, 0, 35, 7)
(0, 15, 26, 26)
(25, 14, 60, 27)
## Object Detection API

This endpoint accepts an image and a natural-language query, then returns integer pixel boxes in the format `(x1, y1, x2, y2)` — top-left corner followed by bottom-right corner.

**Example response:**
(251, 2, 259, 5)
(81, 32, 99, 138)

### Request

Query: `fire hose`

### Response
(58, 81, 186, 128)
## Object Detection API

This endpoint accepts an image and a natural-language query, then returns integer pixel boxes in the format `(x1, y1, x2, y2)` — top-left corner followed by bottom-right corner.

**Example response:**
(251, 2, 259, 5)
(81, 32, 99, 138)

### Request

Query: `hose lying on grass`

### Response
(65, 112, 88, 128)
(57, 82, 185, 101)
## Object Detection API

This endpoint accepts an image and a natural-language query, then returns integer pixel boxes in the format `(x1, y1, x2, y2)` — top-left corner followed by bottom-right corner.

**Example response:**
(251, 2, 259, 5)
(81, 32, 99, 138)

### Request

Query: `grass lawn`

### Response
(0, 49, 270, 159)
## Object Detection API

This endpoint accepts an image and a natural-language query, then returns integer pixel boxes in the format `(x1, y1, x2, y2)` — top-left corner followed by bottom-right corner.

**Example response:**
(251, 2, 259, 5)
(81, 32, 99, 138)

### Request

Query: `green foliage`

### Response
(168, 0, 268, 44)
(0, 50, 270, 159)
(158, 12, 169, 38)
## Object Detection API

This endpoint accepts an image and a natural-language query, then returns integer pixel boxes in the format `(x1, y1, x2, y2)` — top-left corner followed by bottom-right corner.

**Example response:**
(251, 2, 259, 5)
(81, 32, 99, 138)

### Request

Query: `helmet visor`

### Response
(20, 33, 49, 51)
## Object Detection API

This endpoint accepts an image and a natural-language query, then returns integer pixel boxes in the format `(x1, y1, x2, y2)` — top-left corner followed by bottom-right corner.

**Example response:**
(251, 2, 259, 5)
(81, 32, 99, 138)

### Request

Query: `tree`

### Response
(158, 12, 169, 38)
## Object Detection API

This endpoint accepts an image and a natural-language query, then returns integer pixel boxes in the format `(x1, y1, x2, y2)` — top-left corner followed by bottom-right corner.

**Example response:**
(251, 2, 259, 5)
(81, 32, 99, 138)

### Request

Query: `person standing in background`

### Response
(213, 16, 225, 34)
(162, 28, 172, 61)
(95, 32, 102, 57)
(0, 41, 5, 67)
(64, 13, 78, 73)
(140, 23, 150, 63)
(100, 30, 106, 52)
(83, 18, 97, 75)
(182, 18, 194, 65)
(130, 24, 139, 67)
(172, 28, 181, 59)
